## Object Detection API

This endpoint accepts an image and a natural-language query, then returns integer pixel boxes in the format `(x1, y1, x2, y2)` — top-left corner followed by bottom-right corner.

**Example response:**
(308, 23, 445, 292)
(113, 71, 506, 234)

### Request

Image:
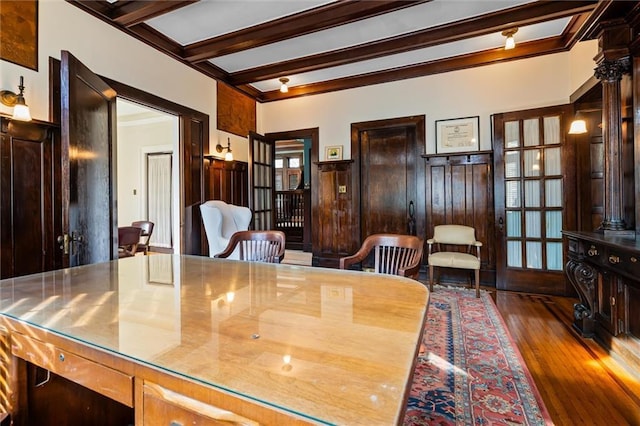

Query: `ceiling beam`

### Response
(182, 0, 430, 63)
(112, 1, 199, 28)
(257, 38, 568, 102)
(230, 0, 598, 85)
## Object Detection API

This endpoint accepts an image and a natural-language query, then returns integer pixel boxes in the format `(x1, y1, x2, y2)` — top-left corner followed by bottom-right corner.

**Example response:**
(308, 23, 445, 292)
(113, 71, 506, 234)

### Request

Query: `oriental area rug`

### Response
(404, 286, 553, 426)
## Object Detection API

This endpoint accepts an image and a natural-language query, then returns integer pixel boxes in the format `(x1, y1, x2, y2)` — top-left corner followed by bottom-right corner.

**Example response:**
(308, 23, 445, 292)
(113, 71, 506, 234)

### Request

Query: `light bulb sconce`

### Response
(279, 77, 289, 93)
(0, 76, 32, 121)
(502, 28, 518, 50)
(216, 137, 233, 161)
(568, 118, 588, 135)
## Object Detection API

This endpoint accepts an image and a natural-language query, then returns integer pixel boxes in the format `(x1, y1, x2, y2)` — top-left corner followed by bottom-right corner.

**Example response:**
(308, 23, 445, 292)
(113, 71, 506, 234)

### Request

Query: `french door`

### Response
(249, 132, 275, 230)
(493, 105, 575, 295)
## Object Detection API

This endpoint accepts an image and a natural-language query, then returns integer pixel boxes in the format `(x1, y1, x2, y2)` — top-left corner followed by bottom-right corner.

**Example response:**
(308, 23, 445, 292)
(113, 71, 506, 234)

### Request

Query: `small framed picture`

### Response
(325, 145, 343, 161)
(435, 116, 480, 154)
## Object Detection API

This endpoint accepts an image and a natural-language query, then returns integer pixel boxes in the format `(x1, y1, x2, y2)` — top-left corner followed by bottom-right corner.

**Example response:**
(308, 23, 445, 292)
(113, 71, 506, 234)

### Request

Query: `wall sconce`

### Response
(279, 77, 289, 93)
(502, 28, 518, 50)
(0, 76, 32, 121)
(216, 137, 233, 161)
(568, 118, 587, 134)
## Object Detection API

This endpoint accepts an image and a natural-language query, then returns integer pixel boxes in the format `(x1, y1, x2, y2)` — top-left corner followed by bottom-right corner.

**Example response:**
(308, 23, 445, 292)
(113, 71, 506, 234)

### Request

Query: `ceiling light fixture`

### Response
(216, 137, 233, 161)
(0, 76, 32, 121)
(502, 28, 518, 50)
(279, 77, 289, 93)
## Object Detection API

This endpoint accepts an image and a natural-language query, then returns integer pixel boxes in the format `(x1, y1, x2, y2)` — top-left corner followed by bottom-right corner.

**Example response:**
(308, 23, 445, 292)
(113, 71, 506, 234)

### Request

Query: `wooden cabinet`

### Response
(564, 231, 640, 371)
(312, 160, 355, 267)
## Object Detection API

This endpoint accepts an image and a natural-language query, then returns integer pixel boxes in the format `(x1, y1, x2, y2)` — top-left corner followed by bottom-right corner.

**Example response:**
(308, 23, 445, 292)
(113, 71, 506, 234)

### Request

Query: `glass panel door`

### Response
(249, 132, 275, 230)
(493, 106, 575, 293)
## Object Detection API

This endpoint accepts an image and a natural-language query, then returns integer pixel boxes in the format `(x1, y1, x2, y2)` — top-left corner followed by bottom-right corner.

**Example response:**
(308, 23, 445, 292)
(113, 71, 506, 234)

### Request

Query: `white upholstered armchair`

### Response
(200, 200, 252, 258)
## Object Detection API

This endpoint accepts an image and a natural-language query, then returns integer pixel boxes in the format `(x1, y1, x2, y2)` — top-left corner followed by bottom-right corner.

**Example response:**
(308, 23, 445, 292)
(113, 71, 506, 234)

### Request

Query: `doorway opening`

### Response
(116, 98, 180, 254)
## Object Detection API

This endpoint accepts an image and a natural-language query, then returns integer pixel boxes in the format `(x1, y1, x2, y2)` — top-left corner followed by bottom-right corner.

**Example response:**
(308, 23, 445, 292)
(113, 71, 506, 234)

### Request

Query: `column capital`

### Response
(594, 56, 631, 82)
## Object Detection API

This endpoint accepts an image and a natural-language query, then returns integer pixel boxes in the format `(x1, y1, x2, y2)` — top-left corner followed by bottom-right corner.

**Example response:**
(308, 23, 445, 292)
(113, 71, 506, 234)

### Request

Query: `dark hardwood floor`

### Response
(491, 290, 640, 426)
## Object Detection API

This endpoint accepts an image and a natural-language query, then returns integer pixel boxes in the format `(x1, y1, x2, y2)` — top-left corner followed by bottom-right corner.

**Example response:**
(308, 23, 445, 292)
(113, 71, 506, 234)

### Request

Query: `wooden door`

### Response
(492, 105, 576, 295)
(61, 51, 117, 266)
(352, 116, 424, 243)
(0, 118, 60, 278)
(249, 132, 275, 230)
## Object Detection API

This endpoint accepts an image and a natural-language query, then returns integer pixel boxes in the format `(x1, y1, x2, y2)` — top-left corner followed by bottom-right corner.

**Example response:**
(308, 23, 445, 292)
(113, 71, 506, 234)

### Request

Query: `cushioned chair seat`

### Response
(428, 252, 480, 269)
(427, 224, 483, 297)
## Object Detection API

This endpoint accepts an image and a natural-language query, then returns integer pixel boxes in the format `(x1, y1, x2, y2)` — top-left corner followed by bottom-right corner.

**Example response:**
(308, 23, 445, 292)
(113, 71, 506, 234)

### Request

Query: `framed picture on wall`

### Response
(325, 145, 343, 161)
(435, 116, 480, 154)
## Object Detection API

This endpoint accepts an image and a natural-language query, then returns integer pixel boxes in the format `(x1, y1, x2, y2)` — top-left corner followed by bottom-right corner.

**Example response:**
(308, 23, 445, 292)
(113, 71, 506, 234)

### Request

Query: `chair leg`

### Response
(474, 269, 480, 298)
(429, 265, 434, 292)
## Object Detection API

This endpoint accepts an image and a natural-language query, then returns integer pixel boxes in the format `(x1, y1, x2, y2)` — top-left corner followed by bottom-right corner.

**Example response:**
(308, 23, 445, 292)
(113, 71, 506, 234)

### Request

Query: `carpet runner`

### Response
(404, 286, 553, 425)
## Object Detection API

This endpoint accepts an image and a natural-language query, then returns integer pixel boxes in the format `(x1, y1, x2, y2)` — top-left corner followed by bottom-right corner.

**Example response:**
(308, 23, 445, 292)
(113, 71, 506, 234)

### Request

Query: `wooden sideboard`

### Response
(563, 231, 640, 371)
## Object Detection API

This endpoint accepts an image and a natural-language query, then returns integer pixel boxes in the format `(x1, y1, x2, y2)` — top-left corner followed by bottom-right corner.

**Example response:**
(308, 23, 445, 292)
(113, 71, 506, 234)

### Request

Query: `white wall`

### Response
(0, 0, 232, 156)
(0, 0, 598, 163)
(258, 40, 599, 158)
(117, 117, 177, 225)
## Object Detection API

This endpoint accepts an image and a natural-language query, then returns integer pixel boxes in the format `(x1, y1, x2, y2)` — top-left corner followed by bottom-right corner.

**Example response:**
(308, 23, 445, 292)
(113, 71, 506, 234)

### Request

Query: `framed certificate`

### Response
(435, 116, 480, 154)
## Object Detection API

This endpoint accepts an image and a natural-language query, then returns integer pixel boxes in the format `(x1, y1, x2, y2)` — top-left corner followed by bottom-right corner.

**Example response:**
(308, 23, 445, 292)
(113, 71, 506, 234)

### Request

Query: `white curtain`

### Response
(148, 153, 172, 248)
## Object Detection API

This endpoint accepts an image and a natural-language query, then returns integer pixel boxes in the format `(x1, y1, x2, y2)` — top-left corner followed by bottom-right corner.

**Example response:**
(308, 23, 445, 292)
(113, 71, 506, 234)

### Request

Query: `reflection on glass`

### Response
(546, 211, 562, 238)
(545, 147, 561, 175)
(506, 181, 521, 208)
(525, 211, 541, 238)
(507, 241, 522, 267)
(524, 181, 540, 208)
(524, 119, 539, 147)
(524, 149, 540, 177)
(526, 241, 542, 269)
(543, 116, 560, 145)
(505, 121, 520, 148)
(547, 242, 563, 270)
(545, 179, 562, 207)
(505, 151, 520, 178)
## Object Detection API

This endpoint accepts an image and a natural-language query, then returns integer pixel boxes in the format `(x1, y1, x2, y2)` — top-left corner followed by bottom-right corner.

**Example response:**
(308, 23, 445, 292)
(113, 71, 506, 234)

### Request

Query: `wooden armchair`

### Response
(339, 234, 423, 279)
(118, 226, 142, 258)
(214, 230, 286, 263)
(131, 220, 154, 255)
(427, 225, 482, 297)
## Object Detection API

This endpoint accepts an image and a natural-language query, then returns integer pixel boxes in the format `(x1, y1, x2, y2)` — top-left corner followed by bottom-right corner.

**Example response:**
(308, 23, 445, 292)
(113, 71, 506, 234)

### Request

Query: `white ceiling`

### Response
(72, 0, 599, 100)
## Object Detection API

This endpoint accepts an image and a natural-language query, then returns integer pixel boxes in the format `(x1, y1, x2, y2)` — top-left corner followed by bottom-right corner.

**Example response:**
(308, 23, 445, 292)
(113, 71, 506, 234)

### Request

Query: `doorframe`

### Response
(266, 128, 318, 252)
(350, 116, 426, 244)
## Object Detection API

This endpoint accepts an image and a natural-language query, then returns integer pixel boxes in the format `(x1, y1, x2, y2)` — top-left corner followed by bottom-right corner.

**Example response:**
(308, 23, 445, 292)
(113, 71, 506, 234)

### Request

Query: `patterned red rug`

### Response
(404, 287, 553, 425)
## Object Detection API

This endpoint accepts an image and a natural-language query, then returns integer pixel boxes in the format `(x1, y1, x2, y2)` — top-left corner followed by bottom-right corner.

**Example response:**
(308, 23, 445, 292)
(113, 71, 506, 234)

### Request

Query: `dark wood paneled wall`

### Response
(0, 117, 61, 279)
(202, 158, 249, 255)
(423, 152, 495, 283)
(312, 160, 355, 267)
(204, 158, 249, 207)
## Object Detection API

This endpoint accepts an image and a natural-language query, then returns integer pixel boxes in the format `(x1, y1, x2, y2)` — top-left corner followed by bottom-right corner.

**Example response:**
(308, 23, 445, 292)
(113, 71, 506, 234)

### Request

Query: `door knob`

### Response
(57, 234, 70, 255)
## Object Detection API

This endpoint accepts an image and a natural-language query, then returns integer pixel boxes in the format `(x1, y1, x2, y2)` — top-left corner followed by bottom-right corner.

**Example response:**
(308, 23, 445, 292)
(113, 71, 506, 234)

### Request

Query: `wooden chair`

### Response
(131, 220, 154, 255)
(118, 226, 142, 258)
(427, 225, 482, 297)
(214, 230, 286, 263)
(339, 234, 423, 280)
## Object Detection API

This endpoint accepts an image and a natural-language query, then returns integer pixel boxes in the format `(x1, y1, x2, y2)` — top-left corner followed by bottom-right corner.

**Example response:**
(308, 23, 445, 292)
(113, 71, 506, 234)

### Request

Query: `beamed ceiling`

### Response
(70, 0, 621, 103)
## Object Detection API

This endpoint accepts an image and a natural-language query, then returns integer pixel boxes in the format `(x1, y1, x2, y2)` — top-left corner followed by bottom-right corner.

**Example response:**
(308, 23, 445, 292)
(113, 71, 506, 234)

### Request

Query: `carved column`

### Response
(592, 19, 633, 233)
(595, 57, 631, 231)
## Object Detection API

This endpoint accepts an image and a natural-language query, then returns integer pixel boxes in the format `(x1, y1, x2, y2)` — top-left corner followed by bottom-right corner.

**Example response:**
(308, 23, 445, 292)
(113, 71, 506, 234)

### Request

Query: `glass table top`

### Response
(0, 254, 429, 425)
